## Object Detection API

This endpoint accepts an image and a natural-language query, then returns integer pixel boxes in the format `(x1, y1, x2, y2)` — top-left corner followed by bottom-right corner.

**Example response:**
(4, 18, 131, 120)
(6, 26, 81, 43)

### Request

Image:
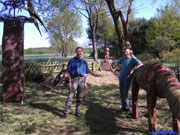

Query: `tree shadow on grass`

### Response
(84, 100, 147, 134)
(84, 82, 147, 134)
(29, 102, 64, 117)
(84, 101, 119, 134)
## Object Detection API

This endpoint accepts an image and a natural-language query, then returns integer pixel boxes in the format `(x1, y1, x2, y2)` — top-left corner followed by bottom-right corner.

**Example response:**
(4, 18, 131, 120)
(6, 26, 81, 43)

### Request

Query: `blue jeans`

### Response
(119, 77, 131, 110)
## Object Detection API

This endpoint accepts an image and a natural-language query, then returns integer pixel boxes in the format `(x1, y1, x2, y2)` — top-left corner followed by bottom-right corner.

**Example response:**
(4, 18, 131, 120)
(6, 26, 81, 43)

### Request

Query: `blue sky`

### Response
(0, 0, 170, 49)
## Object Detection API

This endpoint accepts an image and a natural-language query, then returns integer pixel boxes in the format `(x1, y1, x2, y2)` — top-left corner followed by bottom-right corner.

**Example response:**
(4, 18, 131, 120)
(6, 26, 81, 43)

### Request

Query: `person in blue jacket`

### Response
(117, 48, 143, 113)
(62, 47, 89, 118)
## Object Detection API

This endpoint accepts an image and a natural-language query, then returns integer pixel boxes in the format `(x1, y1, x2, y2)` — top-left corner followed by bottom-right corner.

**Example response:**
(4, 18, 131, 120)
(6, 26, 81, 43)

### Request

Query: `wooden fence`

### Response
(24, 60, 101, 74)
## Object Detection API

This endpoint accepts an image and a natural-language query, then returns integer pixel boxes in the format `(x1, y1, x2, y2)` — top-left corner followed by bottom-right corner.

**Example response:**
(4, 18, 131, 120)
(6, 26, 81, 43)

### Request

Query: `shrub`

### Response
(163, 48, 180, 65)
(25, 63, 53, 82)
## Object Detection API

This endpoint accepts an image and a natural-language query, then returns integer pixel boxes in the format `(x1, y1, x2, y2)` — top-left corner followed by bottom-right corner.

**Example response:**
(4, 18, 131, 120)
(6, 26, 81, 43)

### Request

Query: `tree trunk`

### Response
(119, 11, 131, 48)
(2, 20, 25, 102)
(64, 45, 68, 57)
(92, 29, 98, 62)
(105, 0, 124, 57)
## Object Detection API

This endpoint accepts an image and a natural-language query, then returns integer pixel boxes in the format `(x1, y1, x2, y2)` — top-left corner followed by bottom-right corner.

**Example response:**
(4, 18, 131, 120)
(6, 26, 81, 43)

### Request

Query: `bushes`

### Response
(25, 63, 53, 82)
(136, 52, 155, 63)
(163, 48, 180, 65)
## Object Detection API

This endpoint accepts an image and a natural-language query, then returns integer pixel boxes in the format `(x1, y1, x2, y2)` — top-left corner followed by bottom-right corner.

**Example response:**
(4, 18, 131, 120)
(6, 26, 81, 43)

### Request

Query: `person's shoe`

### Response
(116, 108, 129, 113)
(116, 108, 125, 113)
(75, 112, 81, 117)
(124, 108, 129, 112)
(61, 113, 68, 118)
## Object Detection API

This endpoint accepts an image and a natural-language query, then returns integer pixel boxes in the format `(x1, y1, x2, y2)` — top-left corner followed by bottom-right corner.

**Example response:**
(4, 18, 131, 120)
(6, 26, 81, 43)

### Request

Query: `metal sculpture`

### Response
(0, 0, 47, 102)
(100, 48, 114, 72)
(131, 61, 180, 132)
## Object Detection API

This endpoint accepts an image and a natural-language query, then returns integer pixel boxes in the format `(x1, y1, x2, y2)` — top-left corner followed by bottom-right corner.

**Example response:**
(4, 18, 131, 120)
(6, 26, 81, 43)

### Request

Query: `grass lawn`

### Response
(0, 71, 172, 135)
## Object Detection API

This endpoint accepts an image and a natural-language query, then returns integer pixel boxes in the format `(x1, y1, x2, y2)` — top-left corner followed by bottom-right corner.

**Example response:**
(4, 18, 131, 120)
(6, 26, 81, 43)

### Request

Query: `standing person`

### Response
(62, 47, 89, 118)
(117, 48, 143, 113)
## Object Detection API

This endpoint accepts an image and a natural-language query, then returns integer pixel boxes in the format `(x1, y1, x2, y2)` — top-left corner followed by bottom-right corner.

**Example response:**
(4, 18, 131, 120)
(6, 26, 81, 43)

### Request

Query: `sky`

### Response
(0, 0, 170, 49)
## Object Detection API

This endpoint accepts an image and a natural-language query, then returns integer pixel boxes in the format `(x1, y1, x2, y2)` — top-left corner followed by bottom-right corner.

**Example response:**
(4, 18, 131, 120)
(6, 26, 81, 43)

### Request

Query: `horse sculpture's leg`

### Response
(132, 80, 140, 119)
(147, 90, 157, 132)
(172, 113, 180, 132)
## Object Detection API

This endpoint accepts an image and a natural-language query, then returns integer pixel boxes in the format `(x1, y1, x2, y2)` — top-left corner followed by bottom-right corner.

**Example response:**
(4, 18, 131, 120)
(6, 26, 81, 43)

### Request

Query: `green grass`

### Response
(0, 72, 174, 135)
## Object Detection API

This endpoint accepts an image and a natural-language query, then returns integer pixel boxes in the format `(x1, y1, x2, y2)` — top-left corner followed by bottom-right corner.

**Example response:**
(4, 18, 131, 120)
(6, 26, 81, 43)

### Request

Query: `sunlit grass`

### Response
(0, 71, 173, 134)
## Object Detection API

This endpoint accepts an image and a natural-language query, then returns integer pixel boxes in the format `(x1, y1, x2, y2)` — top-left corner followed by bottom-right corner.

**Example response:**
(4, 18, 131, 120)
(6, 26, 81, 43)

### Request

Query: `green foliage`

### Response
(163, 48, 180, 65)
(24, 47, 58, 55)
(67, 39, 78, 56)
(151, 36, 173, 58)
(23, 54, 70, 64)
(146, 5, 180, 49)
(128, 18, 149, 55)
(47, 8, 82, 57)
(25, 63, 53, 82)
(136, 52, 155, 63)
(24, 48, 37, 54)
(88, 9, 116, 47)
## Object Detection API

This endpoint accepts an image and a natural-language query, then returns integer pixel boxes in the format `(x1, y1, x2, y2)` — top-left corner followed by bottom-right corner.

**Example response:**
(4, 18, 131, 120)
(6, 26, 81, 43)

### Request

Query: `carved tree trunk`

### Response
(2, 20, 25, 102)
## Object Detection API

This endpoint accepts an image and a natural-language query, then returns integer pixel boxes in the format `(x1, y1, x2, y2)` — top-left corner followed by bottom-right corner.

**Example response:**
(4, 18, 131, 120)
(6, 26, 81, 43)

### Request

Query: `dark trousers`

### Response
(64, 77, 85, 114)
(119, 78, 131, 110)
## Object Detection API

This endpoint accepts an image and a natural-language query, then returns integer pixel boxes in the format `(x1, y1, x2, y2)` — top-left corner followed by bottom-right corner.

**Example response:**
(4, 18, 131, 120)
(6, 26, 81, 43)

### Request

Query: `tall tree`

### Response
(47, 9, 82, 57)
(128, 18, 149, 55)
(86, 10, 117, 57)
(151, 36, 172, 59)
(105, 0, 134, 57)
(73, 0, 106, 62)
(146, 4, 180, 51)
(86, 10, 116, 46)
(96, 10, 116, 48)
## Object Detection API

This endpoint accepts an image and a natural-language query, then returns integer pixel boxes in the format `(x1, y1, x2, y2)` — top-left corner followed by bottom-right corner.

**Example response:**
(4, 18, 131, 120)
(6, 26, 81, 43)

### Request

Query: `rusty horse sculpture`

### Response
(131, 61, 180, 132)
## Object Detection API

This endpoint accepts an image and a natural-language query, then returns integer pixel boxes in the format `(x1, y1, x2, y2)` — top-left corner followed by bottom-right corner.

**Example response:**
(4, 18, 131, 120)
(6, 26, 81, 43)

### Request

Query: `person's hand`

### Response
(130, 69, 134, 75)
(84, 82, 87, 89)
(69, 81, 72, 89)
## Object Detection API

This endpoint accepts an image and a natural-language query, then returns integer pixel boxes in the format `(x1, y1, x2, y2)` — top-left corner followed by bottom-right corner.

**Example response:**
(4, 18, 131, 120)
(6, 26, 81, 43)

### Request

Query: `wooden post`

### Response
(2, 20, 25, 102)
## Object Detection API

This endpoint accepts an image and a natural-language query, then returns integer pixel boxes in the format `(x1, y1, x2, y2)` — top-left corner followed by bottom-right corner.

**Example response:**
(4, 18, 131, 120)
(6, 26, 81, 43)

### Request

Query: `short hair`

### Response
(123, 47, 131, 52)
(76, 47, 83, 52)
(123, 47, 134, 55)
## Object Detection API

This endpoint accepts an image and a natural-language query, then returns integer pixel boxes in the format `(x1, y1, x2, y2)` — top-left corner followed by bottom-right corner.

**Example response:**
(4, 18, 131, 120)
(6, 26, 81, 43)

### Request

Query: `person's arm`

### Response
(130, 62, 143, 75)
(67, 72, 72, 89)
(84, 61, 89, 89)
(117, 59, 122, 70)
(67, 60, 72, 89)
(84, 74, 88, 89)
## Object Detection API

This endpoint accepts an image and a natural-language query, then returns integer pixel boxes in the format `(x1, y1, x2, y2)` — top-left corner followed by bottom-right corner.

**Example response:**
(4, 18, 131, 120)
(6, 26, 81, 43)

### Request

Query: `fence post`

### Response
(92, 62, 95, 72)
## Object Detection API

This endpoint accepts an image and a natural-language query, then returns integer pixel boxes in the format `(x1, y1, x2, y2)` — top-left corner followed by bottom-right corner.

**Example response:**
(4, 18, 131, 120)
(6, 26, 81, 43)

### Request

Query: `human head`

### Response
(106, 47, 109, 52)
(123, 48, 132, 58)
(76, 47, 83, 59)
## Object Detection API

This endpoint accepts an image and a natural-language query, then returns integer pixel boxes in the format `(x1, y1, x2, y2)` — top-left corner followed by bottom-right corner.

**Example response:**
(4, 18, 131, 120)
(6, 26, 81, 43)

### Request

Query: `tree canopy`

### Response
(47, 8, 82, 57)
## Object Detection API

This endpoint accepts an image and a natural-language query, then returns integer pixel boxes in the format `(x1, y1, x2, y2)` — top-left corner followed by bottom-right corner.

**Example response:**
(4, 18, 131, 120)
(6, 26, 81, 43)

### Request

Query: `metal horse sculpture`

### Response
(131, 61, 180, 132)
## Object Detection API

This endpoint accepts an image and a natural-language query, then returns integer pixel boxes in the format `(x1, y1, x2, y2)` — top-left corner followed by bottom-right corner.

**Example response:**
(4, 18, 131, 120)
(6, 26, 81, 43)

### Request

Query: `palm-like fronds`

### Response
(27, 0, 48, 36)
